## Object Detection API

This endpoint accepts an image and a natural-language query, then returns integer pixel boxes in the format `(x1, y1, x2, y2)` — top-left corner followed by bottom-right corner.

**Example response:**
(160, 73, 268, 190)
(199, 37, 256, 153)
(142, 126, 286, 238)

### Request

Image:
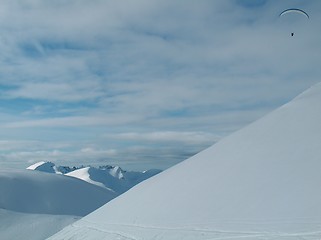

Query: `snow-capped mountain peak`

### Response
(26, 161, 60, 174)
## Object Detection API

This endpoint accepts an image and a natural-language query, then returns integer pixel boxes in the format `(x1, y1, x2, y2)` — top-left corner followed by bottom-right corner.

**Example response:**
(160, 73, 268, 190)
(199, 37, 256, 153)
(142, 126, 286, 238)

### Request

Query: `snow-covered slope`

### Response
(0, 169, 116, 216)
(49, 82, 321, 240)
(0, 209, 80, 240)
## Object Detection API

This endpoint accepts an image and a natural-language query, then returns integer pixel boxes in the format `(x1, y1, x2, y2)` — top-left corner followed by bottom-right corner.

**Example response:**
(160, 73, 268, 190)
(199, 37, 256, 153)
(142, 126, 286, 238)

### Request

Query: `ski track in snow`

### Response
(53, 220, 321, 240)
(57, 223, 138, 240)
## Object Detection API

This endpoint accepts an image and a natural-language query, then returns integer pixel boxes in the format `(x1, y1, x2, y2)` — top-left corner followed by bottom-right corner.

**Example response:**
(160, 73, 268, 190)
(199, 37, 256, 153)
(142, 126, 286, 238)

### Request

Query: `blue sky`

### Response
(1, 0, 321, 170)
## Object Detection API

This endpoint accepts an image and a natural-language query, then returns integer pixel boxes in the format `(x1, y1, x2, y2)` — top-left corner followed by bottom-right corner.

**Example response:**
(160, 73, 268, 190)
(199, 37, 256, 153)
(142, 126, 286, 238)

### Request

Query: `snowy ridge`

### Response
(26, 161, 76, 174)
(49, 82, 321, 239)
(27, 161, 59, 173)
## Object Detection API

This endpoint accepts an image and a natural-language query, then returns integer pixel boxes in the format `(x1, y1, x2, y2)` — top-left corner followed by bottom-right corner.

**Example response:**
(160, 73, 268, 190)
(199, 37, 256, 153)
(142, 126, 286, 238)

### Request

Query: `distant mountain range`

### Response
(27, 161, 162, 195)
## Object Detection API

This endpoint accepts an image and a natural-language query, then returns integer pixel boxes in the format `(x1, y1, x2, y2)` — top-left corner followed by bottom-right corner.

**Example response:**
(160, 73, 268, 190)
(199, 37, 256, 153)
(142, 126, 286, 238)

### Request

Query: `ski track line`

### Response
(65, 221, 321, 240)
(75, 221, 269, 239)
(87, 222, 264, 235)
(205, 230, 321, 240)
(70, 223, 138, 240)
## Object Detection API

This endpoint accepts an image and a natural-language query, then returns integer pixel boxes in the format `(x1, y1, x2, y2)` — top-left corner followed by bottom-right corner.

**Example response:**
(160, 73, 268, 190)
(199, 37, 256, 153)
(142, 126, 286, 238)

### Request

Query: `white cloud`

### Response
(108, 131, 219, 145)
(2, 114, 143, 128)
(1, 0, 321, 169)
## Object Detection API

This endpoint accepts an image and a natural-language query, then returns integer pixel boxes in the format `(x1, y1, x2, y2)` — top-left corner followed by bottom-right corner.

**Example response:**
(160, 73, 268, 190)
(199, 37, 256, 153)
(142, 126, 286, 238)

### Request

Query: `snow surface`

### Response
(49, 82, 321, 239)
(0, 209, 80, 240)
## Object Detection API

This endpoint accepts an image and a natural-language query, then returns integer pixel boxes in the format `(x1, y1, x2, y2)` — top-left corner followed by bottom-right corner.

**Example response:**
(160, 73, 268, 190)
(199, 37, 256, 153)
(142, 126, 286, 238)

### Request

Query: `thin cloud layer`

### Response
(1, 0, 321, 170)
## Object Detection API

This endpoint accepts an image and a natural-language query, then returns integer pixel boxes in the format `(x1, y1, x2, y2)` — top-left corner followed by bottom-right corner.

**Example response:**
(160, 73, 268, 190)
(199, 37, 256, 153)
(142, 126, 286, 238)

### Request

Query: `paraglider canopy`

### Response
(279, 8, 310, 19)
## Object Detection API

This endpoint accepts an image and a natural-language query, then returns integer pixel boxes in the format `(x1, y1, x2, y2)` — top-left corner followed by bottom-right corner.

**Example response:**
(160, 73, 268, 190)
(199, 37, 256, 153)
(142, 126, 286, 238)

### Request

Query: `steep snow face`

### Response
(49, 82, 321, 239)
(0, 169, 116, 216)
(109, 166, 124, 179)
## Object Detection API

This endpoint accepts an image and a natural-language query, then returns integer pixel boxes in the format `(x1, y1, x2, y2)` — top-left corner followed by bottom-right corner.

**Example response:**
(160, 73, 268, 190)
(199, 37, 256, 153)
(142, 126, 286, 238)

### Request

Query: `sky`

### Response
(0, 0, 321, 171)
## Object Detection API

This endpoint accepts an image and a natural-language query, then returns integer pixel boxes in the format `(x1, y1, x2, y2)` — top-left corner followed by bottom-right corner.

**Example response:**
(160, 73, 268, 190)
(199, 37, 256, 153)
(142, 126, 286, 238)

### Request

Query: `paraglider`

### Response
(279, 8, 309, 36)
(279, 8, 309, 19)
